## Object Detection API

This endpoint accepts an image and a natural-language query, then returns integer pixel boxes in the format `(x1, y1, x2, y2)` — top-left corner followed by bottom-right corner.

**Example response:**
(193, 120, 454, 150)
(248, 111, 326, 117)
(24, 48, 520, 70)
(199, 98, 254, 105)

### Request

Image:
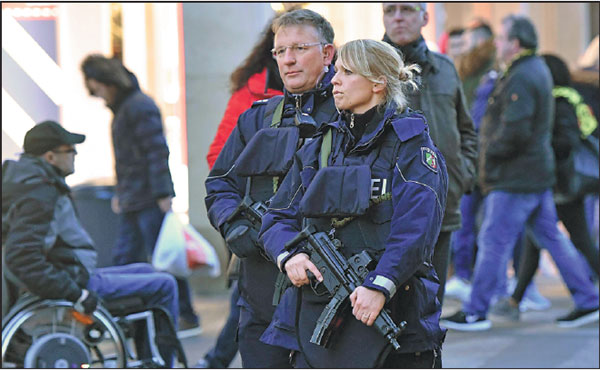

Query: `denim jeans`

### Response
(451, 187, 484, 281)
(113, 205, 198, 323)
(465, 190, 599, 317)
(203, 282, 240, 368)
(88, 263, 179, 366)
(88, 262, 179, 324)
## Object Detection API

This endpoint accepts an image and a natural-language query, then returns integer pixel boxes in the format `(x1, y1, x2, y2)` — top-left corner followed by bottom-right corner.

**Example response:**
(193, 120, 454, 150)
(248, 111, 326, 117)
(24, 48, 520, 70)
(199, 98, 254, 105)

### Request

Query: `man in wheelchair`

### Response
(2, 121, 186, 368)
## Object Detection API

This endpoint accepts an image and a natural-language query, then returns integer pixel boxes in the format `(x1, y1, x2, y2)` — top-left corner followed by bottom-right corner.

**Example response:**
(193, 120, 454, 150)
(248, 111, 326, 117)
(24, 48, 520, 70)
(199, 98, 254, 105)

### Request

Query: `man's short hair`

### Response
(272, 8, 334, 44)
(503, 14, 538, 50)
(81, 54, 132, 91)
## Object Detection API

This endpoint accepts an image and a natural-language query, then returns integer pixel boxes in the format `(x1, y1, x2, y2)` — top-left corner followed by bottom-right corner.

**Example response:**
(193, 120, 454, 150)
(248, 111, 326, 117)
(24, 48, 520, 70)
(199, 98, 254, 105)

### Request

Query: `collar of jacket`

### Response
(108, 69, 141, 113)
(458, 39, 496, 80)
(502, 49, 536, 77)
(18, 154, 70, 193)
(383, 34, 438, 74)
(281, 66, 335, 110)
(324, 102, 399, 153)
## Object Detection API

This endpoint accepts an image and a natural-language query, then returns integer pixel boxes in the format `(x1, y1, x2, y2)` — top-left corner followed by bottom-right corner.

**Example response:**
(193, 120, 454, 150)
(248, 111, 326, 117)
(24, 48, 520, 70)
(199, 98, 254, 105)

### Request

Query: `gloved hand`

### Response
(74, 289, 98, 315)
(224, 219, 260, 258)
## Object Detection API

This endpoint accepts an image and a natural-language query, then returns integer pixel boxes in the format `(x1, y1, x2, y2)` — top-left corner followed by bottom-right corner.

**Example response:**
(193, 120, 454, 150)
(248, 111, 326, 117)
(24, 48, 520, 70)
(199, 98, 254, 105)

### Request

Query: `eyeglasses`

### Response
(271, 42, 325, 59)
(383, 4, 423, 16)
(53, 148, 77, 155)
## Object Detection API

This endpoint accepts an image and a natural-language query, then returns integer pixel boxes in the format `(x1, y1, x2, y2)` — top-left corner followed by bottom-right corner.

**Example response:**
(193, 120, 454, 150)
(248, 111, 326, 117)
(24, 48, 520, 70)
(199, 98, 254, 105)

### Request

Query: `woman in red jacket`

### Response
(206, 18, 284, 169)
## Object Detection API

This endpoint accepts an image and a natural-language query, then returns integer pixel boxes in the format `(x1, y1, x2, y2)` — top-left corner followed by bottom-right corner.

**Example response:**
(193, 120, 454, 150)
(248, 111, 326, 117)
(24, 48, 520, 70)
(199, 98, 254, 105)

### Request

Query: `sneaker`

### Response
(177, 317, 203, 338)
(556, 308, 599, 328)
(440, 311, 492, 331)
(520, 283, 551, 312)
(490, 297, 520, 321)
(445, 276, 472, 302)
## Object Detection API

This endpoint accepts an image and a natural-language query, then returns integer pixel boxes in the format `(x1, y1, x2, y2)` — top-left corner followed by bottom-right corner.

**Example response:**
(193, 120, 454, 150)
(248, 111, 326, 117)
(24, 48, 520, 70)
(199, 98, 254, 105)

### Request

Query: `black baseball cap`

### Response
(23, 120, 86, 155)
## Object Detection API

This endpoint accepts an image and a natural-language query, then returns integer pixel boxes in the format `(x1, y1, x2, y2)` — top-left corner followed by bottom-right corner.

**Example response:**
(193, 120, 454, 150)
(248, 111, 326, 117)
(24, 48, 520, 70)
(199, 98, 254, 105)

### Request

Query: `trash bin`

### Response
(71, 181, 118, 268)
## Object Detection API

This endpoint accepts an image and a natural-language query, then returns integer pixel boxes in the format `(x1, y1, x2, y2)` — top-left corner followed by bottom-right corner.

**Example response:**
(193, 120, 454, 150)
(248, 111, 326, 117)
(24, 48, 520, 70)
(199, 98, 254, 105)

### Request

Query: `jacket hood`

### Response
(458, 39, 496, 80)
(108, 68, 141, 113)
(2, 155, 69, 218)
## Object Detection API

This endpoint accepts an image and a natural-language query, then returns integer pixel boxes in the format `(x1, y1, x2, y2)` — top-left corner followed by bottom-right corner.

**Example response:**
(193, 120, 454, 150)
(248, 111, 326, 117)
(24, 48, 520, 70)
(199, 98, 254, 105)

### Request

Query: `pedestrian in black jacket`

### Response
(81, 55, 200, 332)
(2, 121, 180, 365)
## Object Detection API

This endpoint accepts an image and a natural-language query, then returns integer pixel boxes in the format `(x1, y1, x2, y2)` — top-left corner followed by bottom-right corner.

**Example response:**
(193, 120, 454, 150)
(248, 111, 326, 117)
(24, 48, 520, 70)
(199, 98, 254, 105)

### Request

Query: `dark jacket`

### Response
(205, 68, 337, 324)
(384, 35, 477, 232)
(260, 103, 448, 356)
(478, 53, 555, 194)
(109, 72, 175, 213)
(2, 155, 97, 302)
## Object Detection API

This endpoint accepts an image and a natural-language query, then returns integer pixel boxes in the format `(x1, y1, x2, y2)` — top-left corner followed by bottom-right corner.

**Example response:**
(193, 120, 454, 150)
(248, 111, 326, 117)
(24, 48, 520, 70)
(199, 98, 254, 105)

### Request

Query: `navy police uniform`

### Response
(205, 68, 337, 368)
(259, 103, 448, 368)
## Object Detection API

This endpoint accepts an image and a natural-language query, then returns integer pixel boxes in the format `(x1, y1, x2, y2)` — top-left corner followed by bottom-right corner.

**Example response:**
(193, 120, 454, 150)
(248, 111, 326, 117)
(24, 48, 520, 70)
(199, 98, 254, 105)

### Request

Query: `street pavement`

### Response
(180, 263, 599, 368)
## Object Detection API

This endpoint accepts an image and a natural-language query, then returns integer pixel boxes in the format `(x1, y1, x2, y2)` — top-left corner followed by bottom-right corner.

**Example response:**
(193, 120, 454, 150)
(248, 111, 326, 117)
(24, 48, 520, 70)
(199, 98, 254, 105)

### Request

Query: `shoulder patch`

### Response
(391, 117, 427, 142)
(421, 147, 438, 173)
(251, 99, 269, 107)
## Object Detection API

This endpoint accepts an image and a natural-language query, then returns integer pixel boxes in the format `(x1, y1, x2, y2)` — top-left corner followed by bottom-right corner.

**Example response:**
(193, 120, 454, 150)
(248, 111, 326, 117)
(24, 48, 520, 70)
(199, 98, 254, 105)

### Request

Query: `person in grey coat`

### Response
(382, 2, 478, 304)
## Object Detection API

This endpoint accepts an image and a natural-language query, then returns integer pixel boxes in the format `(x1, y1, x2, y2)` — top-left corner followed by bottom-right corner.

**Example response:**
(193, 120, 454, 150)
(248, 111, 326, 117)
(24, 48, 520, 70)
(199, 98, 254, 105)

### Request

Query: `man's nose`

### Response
(282, 49, 296, 64)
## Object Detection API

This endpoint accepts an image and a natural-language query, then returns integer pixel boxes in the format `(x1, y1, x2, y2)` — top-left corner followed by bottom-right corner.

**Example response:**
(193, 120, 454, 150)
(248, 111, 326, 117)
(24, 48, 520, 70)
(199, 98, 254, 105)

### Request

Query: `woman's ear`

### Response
(373, 76, 387, 94)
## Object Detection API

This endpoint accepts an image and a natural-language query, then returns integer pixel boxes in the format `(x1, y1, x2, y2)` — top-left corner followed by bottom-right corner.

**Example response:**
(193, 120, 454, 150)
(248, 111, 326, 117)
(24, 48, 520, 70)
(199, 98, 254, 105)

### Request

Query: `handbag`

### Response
(152, 211, 221, 278)
(556, 134, 599, 197)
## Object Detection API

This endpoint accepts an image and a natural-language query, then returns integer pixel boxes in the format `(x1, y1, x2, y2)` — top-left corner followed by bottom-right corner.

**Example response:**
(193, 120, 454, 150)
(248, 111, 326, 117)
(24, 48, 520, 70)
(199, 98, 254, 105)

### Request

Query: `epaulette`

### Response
(251, 99, 269, 107)
(391, 116, 427, 142)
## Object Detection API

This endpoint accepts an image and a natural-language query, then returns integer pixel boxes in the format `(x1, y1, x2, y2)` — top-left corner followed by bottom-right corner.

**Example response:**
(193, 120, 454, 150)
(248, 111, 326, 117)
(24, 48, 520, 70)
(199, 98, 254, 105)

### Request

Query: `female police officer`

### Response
(260, 39, 448, 368)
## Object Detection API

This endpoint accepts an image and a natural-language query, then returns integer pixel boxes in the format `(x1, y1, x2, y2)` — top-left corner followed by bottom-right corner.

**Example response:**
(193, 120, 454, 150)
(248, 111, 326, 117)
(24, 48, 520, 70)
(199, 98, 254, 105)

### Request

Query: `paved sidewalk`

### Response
(181, 268, 599, 368)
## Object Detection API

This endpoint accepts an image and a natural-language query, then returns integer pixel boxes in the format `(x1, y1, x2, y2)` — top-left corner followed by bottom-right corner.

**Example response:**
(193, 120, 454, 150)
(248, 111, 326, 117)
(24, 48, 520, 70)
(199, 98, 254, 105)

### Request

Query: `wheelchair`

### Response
(2, 288, 187, 368)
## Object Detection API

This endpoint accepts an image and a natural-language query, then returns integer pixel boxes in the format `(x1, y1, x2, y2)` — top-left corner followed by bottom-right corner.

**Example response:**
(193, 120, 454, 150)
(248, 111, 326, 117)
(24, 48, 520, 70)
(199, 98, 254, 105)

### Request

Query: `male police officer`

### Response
(382, 2, 478, 304)
(205, 9, 337, 368)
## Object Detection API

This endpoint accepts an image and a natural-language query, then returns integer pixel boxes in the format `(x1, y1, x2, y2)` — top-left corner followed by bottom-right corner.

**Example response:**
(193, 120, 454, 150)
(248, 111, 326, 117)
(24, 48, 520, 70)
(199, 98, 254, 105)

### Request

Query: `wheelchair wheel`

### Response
(2, 298, 127, 368)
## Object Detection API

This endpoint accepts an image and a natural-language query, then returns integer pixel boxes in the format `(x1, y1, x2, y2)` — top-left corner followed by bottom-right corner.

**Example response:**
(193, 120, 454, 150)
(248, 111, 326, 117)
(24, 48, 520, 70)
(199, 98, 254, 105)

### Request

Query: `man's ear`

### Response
(41, 151, 55, 166)
(421, 9, 429, 28)
(322, 44, 335, 65)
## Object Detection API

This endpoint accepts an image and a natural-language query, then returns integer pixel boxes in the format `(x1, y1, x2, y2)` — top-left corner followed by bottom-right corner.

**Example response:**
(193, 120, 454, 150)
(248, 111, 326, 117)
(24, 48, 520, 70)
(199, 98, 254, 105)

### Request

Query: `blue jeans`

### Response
(89, 263, 179, 366)
(465, 190, 599, 317)
(113, 205, 198, 323)
(88, 262, 179, 324)
(451, 188, 484, 281)
(204, 282, 240, 368)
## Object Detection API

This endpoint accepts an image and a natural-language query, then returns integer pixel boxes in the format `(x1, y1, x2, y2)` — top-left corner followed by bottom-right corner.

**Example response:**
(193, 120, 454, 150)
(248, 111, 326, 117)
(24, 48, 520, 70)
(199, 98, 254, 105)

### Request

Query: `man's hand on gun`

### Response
(350, 286, 386, 327)
(283, 253, 323, 287)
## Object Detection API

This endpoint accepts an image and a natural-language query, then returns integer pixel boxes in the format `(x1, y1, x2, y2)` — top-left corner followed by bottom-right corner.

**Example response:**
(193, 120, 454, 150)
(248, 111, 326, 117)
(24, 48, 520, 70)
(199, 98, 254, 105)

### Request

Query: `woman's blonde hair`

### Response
(337, 39, 420, 112)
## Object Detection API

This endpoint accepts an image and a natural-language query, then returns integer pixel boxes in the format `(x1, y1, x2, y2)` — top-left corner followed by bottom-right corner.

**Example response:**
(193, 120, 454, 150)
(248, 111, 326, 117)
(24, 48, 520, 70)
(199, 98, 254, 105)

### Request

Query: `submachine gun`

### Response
(284, 224, 406, 351)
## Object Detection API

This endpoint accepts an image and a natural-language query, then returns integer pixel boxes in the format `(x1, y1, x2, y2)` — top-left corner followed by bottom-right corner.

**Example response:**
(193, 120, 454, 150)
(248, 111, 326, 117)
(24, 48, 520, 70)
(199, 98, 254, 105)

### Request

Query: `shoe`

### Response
(490, 297, 520, 321)
(177, 317, 203, 338)
(520, 283, 551, 312)
(193, 358, 210, 368)
(556, 308, 599, 328)
(445, 276, 472, 302)
(440, 311, 492, 331)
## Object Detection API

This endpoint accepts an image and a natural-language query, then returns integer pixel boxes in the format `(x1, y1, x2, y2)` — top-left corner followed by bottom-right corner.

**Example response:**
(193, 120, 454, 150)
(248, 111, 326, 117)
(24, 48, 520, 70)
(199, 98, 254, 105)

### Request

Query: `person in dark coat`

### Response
(80, 55, 200, 332)
(260, 38, 447, 368)
(441, 14, 599, 331)
(2, 121, 180, 366)
(205, 9, 337, 368)
(382, 2, 478, 304)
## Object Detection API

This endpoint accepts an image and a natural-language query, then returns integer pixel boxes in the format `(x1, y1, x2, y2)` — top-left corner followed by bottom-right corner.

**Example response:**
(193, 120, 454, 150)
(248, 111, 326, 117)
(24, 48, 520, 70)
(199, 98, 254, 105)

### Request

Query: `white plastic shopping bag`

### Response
(152, 211, 221, 278)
